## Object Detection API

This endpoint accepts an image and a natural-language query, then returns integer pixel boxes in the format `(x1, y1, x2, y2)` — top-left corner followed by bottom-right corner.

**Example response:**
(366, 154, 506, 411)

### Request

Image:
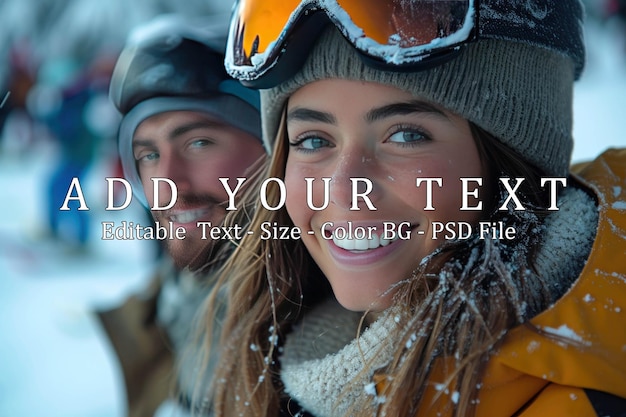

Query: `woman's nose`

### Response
(328, 151, 381, 210)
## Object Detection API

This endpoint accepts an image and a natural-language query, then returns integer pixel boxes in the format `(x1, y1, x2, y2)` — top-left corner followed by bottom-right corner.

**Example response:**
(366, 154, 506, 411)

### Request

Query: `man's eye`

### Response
(189, 139, 211, 148)
(136, 152, 159, 162)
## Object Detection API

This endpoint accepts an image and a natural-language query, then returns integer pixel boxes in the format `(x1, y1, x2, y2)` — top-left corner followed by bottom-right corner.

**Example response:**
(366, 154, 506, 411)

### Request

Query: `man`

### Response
(98, 14, 265, 417)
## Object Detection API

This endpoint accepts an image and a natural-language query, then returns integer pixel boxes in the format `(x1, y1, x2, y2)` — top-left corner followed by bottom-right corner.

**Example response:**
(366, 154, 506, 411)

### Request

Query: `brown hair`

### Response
(193, 112, 553, 417)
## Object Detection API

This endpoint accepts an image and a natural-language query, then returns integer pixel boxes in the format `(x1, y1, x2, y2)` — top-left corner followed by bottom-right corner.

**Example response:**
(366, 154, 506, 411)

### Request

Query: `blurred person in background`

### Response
(29, 53, 118, 253)
(602, 0, 626, 54)
(98, 14, 265, 417)
(606, 0, 626, 22)
(0, 42, 38, 159)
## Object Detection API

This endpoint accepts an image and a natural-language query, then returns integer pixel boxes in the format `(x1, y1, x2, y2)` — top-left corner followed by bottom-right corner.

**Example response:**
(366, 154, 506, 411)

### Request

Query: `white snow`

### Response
(571, 20, 626, 163)
(612, 201, 626, 210)
(526, 340, 541, 353)
(364, 382, 377, 396)
(0, 146, 156, 417)
(451, 390, 460, 404)
(542, 324, 590, 346)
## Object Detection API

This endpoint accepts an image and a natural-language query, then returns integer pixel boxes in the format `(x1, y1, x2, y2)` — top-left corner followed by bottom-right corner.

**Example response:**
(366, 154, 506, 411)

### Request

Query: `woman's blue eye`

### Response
(388, 130, 427, 143)
(291, 136, 330, 150)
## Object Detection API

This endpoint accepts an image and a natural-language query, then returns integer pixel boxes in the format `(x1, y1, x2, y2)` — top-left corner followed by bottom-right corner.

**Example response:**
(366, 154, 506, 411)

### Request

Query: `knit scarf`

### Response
(280, 186, 599, 417)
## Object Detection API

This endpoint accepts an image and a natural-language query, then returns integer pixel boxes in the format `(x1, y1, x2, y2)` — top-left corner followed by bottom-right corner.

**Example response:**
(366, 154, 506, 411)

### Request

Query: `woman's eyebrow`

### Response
(287, 107, 337, 125)
(365, 100, 449, 123)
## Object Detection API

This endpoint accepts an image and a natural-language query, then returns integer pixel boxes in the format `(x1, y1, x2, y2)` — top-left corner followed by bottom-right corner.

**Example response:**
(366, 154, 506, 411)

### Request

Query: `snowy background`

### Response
(0, 1, 625, 416)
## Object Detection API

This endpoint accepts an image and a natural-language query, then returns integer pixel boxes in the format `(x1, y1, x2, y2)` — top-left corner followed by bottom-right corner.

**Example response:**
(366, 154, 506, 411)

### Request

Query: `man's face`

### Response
(133, 110, 264, 269)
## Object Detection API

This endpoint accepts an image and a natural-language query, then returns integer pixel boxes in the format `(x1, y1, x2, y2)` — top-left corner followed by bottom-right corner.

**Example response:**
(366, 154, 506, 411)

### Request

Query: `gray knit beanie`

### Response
(261, 2, 585, 177)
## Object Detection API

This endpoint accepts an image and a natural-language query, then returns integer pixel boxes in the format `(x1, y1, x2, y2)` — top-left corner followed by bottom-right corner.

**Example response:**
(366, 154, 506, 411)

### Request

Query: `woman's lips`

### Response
(332, 228, 396, 250)
(326, 235, 404, 267)
(320, 222, 419, 267)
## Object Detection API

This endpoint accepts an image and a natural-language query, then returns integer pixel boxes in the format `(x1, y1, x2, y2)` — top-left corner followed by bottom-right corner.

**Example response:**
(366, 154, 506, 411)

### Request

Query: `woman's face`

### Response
(284, 79, 487, 312)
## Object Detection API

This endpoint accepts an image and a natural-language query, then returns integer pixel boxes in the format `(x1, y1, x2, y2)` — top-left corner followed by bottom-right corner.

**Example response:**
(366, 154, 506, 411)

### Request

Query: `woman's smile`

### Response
(285, 79, 485, 311)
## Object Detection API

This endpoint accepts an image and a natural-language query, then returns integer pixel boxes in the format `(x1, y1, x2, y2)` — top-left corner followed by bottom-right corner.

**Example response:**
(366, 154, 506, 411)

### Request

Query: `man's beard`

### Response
(152, 194, 226, 270)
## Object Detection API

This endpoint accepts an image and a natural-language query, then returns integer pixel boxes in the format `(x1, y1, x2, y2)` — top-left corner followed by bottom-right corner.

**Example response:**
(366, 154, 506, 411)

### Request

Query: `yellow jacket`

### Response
(281, 150, 626, 417)
(473, 148, 626, 416)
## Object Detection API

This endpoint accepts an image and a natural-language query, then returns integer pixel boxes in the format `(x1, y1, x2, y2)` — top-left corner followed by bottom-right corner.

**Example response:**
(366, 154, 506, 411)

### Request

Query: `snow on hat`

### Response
(261, 1, 585, 177)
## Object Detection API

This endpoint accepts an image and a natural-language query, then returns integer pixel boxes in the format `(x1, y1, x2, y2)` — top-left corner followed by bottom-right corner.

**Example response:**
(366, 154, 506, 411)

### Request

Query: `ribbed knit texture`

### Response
(261, 27, 575, 176)
(281, 300, 401, 417)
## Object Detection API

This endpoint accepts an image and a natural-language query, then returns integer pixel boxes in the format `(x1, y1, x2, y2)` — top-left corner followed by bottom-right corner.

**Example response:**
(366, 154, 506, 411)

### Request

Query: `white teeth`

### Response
(354, 236, 368, 250)
(334, 234, 355, 250)
(332, 230, 399, 251)
(370, 233, 380, 248)
(170, 208, 208, 224)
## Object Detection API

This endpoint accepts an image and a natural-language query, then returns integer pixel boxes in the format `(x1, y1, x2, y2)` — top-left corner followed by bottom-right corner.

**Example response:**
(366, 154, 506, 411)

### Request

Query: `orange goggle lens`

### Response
(226, 0, 476, 86)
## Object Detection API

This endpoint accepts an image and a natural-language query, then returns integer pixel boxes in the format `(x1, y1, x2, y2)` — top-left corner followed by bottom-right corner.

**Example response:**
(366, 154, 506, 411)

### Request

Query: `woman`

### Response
(197, 1, 626, 416)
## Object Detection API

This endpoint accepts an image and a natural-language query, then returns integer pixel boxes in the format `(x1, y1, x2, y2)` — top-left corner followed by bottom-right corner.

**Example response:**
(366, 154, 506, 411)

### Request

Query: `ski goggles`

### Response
(226, 0, 478, 88)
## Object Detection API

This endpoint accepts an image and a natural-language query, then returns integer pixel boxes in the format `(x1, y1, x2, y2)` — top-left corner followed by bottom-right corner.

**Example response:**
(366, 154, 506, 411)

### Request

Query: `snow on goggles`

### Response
(226, 0, 478, 88)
